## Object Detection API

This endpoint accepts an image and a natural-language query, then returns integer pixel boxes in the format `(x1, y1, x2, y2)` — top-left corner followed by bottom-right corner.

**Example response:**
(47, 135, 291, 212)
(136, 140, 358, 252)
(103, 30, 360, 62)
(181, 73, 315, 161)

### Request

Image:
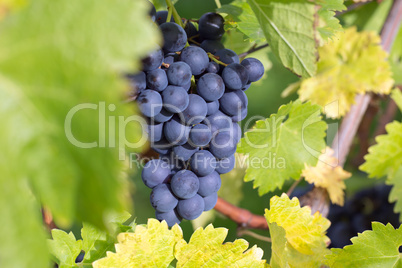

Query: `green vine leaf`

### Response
(218, 0, 266, 43)
(325, 222, 402, 267)
(247, 0, 317, 78)
(360, 121, 402, 180)
(266, 194, 331, 267)
(317, 0, 346, 41)
(360, 117, 402, 221)
(237, 100, 327, 195)
(48, 230, 82, 268)
(390, 27, 402, 84)
(0, 0, 160, 266)
(392, 88, 402, 112)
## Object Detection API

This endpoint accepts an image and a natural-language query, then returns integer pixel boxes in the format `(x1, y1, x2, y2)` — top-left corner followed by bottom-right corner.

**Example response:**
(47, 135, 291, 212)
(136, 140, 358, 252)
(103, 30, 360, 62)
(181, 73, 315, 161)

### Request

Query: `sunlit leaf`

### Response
(302, 147, 351, 206)
(266, 194, 330, 267)
(218, 0, 266, 43)
(237, 101, 327, 195)
(48, 230, 82, 268)
(175, 225, 268, 268)
(325, 222, 402, 267)
(93, 219, 183, 268)
(247, 0, 317, 78)
(298, 27, 394, 118)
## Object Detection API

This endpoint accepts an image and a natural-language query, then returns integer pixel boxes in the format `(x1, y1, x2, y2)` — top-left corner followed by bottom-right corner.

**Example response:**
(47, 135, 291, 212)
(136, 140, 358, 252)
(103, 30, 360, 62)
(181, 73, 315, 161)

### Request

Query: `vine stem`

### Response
(215, 0, 222, 9)
(165, 0, 183, 28)
(237, 228, 272, 243)
(214, 1, 402, 228)
(215, 197, 268, 229)
(238, 43, 269, 59)
(208, 52, 228, 66)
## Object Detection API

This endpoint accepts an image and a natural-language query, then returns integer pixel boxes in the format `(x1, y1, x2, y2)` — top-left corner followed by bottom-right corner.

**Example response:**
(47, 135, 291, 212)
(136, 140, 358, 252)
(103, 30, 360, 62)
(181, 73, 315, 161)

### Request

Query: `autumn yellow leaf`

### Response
(265, 194, 331, 267)
(298, 27, 394, 118)
(302, 147, 351, 206)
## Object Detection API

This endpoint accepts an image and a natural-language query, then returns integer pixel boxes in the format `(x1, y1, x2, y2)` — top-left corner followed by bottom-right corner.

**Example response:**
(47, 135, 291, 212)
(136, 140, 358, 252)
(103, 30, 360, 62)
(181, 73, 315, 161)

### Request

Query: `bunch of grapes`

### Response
(129, 3, 264, 226)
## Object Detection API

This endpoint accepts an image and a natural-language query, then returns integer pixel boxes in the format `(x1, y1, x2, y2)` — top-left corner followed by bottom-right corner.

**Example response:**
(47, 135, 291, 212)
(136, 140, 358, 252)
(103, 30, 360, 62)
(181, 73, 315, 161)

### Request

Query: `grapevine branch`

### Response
(238, 43, 269, 59)
(332, 0, 402, 166)
(214, 1, 402, 229)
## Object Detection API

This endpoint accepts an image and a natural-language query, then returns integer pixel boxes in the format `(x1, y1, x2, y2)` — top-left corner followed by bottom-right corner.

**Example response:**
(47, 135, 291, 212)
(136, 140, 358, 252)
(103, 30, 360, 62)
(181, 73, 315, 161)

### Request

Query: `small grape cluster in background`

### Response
(128, 2, 264, 226)
(327, 185, 400, 248)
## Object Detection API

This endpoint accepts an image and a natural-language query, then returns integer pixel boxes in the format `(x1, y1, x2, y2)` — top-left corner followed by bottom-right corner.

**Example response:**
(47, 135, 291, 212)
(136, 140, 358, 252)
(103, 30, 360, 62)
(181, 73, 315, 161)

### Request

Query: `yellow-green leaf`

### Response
(48, 230, 82, 268)
(298, 27, 394, 118)
(265, 194, 330, 267)
(302, 147, 351, 206)
(392, 88, 402, 112)
(237, 101, 327, 195)
(360, 121, 402, 222)
(325, 222, 402, 267)
(174, 224, 268, 268)
(360, 121, 402, 179)
(316, 0, 346, 41)
(93, 219, 183, 268)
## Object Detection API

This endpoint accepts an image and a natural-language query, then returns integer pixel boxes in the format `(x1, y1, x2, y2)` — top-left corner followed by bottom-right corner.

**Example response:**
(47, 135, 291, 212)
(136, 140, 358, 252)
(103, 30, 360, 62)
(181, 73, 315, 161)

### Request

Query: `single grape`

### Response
(172, 143, 199, 161)
(164, 116, 190, 145)
(198, 171, 221, 197)
(151, 138, 172, 154)
(241, 57, 264, 82)
(184, 21, 198, 38)
(166, 62, 192, 87)
(146, 69, 168, 92)
(160, 151, 185, 170)
(141, 159, 171, 188)
(189, 124, 212, 147)
(155, 210, 182, 227)
(153, 107, 174, 123)
(219, 91, 247, 116)
(162, 85, 189, 113)
(190, 150, 216, 176)
(242, 82, 251, 91)
(231, 107, 247, 122)
(222, 63, 249, 90)
(160, 22, 187, 53)
(150, 184, 178, 212)
(148, 1, 156, 22)
(180, 94, 208, 125)
(206, 100, 219, 116)
(146, 122, 164, 143)
(196, 73, 225, 101)
(126, 72, 146, 97)
(142, 48, 164, 71)
(155, 10, 175, 25)
(171, 170, 199, 199)
(180, 46, 209, 75)
(215, 48, 240, 65)
(137, 89, 162, 117)
(204, 110, 232, 134)
(203, 192, 218, 211)
(200, 40, 224, 54)
(198, 12, 225, 40)
(206, 62, 219, 74)
(215, 154, 235, 174)
(209, 132, 237, 159)
(164, 52, 179, 65)
(220, 122, 241, 144)
(177, 194, 205, 220)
